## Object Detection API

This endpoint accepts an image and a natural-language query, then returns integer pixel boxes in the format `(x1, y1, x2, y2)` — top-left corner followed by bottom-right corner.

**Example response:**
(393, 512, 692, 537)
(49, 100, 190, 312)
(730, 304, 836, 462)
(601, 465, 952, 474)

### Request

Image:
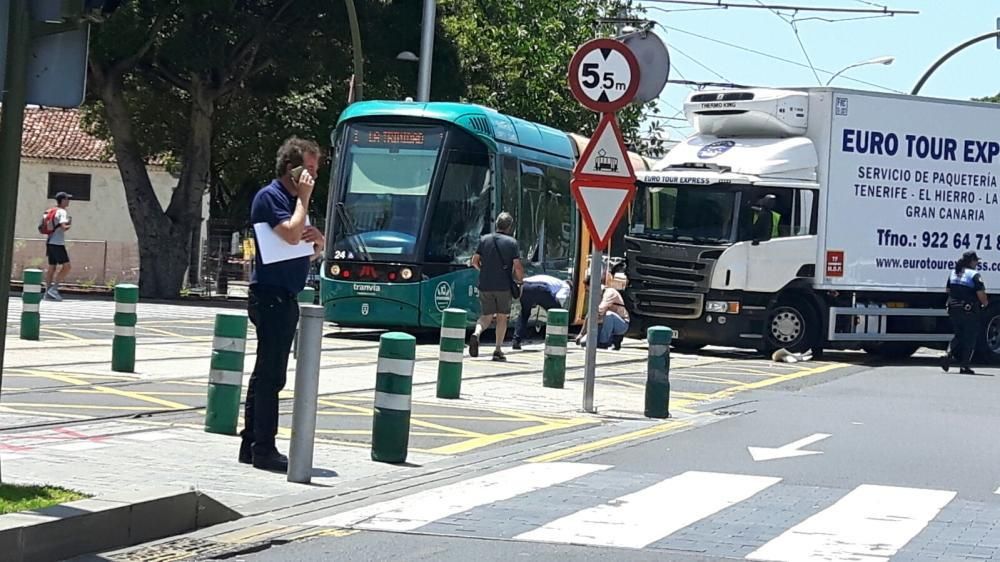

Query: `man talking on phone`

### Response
(239, 137, 325, 472)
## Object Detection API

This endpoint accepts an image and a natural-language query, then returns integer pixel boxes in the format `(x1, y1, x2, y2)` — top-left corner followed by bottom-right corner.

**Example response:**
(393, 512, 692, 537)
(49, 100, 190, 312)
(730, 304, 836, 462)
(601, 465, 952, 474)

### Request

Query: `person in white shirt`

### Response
(512, 274, 571, 349)
(43, 192, 73, 301)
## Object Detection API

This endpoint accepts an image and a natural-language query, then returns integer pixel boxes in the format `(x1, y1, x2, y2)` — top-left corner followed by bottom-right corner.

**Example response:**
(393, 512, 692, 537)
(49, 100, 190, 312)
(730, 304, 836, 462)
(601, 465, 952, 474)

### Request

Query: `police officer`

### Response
(943, 250, 988, 375)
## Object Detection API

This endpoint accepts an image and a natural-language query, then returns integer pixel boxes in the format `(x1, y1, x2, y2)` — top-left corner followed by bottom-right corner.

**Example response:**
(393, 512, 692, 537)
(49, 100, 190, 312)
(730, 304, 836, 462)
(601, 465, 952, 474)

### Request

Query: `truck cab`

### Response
(627, 89, 822, 353)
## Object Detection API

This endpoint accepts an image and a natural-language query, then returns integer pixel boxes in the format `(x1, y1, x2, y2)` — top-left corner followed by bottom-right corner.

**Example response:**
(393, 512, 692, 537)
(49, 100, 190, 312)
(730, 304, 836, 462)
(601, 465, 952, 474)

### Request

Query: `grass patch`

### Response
(0, 484, 86, 515)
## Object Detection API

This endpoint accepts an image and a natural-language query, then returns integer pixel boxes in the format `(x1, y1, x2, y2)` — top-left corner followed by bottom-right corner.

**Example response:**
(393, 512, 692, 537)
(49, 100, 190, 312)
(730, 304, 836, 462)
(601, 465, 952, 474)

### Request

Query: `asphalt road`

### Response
(238, 359, 1000, 562)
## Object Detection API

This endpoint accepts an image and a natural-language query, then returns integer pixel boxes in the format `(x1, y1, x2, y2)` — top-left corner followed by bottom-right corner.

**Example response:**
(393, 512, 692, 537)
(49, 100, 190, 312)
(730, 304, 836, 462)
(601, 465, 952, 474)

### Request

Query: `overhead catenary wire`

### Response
(638, 0, 918, 15)
(655, 23, 906, 93)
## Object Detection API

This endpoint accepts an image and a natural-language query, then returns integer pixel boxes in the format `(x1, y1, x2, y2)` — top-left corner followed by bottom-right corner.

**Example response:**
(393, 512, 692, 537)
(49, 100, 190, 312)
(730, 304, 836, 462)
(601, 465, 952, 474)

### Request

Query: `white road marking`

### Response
(748, 433, 831, 462)
(747, 484, 955, 562)
(515, 471, 781, 549)
(309, 462, 610, 532)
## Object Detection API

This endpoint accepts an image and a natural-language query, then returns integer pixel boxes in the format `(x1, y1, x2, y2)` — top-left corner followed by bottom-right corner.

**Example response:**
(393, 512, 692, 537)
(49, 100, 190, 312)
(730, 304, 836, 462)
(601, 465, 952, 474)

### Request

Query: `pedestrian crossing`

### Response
(5, 297, 237, 324)
(308, 463, 983, 561)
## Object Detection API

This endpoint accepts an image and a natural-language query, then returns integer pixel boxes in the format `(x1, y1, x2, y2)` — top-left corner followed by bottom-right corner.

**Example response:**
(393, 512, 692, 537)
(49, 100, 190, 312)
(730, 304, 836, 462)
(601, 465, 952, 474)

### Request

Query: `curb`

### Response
(0, 487, 240, 562)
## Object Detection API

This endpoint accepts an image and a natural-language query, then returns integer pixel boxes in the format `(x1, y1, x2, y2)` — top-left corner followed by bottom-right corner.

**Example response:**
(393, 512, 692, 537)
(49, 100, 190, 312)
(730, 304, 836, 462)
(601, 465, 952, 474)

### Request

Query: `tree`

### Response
(437, 0, 646, 139)
(86, 2, 462, 297)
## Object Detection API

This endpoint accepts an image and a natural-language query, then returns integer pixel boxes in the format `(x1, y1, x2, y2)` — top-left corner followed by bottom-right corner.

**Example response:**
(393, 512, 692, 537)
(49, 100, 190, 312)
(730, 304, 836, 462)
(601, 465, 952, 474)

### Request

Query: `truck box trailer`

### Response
(627, 87, 1000, 361)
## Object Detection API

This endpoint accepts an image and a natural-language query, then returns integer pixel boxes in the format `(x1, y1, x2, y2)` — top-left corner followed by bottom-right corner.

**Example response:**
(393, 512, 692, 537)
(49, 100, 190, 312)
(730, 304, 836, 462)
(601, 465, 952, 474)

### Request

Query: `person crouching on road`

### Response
(575, 271, 630, 350)
(942, 250, 988, 375)
(512, 274, 571, 350)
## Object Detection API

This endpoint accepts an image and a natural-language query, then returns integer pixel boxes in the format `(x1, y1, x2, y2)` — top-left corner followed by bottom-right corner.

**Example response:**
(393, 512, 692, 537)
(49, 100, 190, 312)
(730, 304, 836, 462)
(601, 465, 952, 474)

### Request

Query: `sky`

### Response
(640, 0, 1000, 143)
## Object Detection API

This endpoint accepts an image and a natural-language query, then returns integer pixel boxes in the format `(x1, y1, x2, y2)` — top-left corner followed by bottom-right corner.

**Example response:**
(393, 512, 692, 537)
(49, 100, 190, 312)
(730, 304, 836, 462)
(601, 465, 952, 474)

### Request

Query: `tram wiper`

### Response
(336, 202, 373, 262)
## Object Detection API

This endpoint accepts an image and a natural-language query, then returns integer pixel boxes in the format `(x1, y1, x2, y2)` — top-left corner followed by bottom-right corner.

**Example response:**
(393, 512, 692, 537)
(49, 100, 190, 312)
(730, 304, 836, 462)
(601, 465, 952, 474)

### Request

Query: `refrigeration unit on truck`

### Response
(626, 87, 1000, 361)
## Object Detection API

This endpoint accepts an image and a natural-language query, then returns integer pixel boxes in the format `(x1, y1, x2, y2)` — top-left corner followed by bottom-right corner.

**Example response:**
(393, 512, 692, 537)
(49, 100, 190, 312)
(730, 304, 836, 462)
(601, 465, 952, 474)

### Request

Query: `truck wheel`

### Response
(862, 343, 919, 360)
(977, 305, 1000, 364)
(765, 298, 816, 354)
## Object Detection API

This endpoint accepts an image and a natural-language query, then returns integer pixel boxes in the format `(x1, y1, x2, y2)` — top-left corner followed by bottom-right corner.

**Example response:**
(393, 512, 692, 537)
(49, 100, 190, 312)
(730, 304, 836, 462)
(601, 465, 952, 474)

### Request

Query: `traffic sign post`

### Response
(567, 37, 640, 414)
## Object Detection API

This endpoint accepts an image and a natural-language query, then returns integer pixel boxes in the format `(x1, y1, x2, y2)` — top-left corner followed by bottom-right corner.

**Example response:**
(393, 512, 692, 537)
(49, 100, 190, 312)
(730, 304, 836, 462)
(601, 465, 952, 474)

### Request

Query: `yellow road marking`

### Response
(601, 378, 645, 390)
(315, 429, 459, 438)
(140, 325, 212, 341)
(38, 327, 88, 341)
(0, 402, 161, 411)
(215, 524, 298, 545)
(527, 418, 698, 463)
(427, 417, 593, 456)
(58, 389, 205, 398)
(0, 405, 90, 420)
(290, 528, 358, 540)
(705, 362, 847, 400)
(318, 399, 486, 438)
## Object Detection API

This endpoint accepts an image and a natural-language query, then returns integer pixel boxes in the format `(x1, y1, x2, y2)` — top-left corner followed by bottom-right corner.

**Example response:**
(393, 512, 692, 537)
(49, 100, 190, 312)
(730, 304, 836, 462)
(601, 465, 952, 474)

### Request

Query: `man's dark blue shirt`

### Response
(250, 179, 310, 295)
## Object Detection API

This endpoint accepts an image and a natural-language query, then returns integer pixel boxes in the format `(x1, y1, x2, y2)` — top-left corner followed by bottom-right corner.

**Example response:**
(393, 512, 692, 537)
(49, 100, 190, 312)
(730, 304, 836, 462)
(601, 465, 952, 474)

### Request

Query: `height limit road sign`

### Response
(568, 38, 641, 113)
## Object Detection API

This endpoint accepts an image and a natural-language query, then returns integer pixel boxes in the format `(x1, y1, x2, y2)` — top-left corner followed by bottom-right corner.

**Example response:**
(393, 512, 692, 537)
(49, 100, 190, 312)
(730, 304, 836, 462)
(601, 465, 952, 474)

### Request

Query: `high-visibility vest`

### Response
(753, 210, 780, 238)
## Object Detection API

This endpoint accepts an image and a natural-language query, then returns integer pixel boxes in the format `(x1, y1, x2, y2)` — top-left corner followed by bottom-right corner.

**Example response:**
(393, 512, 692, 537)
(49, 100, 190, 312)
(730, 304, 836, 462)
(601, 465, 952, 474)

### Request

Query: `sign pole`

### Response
(0, 0, 32, 484)
(583, 246, 602, 413)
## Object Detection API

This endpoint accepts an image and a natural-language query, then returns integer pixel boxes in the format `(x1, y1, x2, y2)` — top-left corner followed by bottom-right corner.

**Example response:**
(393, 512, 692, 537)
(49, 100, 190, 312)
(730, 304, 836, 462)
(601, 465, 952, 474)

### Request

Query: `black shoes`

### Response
(512, 339, 522, 350)
(239, 441, 288, 472)
(960, 367, 976, 375)
(492, 350, 507, 362)
(612, 335, 625, 351)
(941, 355, 951, 373)
(253, 452, 289, 472)
(239, 440, 252, 464)
(469, 333, 480, 358)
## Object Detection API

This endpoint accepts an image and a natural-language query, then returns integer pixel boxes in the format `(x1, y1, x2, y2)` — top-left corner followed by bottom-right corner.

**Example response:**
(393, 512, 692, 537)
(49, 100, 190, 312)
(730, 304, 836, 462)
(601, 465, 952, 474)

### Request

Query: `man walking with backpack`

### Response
(39, 192, 73, 301)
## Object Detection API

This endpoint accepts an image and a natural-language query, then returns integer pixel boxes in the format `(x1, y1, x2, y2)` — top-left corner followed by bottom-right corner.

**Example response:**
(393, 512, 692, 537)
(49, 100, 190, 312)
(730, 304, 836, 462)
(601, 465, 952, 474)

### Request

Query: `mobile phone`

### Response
(291, 166, 306, 182)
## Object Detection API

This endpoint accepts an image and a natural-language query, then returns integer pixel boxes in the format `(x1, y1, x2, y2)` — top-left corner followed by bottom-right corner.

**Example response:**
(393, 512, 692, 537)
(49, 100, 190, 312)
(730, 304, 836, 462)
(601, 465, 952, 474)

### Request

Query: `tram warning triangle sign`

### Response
(573, 113, 636, 182)
(570, 180, 635, 251)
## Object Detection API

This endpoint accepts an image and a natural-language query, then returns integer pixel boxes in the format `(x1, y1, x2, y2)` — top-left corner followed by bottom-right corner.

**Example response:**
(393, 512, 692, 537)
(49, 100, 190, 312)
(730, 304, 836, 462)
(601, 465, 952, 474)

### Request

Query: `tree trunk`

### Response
(91, 65, 214, 299)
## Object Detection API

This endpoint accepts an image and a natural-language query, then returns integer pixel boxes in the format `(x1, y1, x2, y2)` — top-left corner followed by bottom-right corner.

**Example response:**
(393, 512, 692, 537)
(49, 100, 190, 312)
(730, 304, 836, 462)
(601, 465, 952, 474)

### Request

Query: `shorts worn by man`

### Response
(470, 212, 523, 362)
(513, 274, 571, 349)
(239, 137, 325, 473)
(43, 192, 73, 301)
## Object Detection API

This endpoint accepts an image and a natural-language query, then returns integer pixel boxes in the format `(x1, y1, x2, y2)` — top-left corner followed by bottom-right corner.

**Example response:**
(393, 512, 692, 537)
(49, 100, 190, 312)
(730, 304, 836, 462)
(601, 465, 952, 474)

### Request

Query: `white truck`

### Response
(626, 87, 1000, 361)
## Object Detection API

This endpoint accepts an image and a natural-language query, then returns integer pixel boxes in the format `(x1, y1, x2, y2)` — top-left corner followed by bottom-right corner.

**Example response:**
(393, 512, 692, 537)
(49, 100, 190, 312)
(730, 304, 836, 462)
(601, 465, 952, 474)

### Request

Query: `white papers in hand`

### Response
(253, 222, 315, 264)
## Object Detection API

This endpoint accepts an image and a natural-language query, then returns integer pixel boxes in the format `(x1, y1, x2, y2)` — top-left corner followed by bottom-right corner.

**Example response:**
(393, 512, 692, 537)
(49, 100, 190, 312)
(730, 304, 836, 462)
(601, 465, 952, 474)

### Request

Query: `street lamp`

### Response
(397, 51, 419, 63)
(416, 0, 436, 102)
(825, 56, 895, 86)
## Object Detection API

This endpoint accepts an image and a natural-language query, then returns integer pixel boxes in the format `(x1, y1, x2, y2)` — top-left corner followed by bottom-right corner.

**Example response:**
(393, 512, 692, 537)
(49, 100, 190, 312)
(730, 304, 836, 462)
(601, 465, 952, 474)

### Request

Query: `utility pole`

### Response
(0, 0, 32, 483)
(416, 0, 435, 102)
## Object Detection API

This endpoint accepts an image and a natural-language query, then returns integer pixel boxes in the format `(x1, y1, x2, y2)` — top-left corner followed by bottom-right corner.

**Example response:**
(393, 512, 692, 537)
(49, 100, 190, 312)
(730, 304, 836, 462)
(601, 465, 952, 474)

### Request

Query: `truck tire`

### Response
(862, 342, 919, 360)
(765, 297, 816, 354)
(977, 305, 1000, 364)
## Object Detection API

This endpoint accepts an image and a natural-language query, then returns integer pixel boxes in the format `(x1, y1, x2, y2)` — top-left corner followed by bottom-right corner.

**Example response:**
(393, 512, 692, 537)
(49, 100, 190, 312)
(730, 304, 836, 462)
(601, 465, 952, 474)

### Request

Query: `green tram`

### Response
(321, 101, 648, 329)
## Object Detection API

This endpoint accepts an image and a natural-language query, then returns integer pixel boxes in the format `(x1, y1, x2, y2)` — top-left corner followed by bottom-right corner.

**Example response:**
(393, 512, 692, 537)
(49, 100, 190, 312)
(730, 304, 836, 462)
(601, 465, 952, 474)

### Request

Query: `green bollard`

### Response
(19, 269, 42, 340)
(371, 332, 415, 463)
(645, 326, 672, 419)
(436, 308, 466, 399)
(205, 313, 249, 435)
(543, 309, 569, 388)
(111, 284, 139, 373)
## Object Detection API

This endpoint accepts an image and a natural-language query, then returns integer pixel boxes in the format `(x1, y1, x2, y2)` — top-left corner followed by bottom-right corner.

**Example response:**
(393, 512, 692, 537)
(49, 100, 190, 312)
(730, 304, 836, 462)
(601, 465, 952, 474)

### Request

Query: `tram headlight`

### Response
(330, 264, 341, 276)
(400, 267, 413, 280)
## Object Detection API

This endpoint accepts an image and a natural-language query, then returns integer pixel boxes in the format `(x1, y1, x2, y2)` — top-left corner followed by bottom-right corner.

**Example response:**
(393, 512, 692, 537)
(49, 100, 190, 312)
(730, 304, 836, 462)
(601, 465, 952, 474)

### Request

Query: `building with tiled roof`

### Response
(21, 108, 113, 164)
(11, 107, 205, 286)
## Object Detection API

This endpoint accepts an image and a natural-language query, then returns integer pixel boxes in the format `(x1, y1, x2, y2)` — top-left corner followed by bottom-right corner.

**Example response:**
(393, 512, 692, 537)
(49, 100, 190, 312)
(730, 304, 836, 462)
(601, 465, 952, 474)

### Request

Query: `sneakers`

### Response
(45, 287, 62, 301)
(468, 333, 480, 358)
(941, 354, 951, 373)
(512, 339, 522, 351)
(492, 350, 507, 362)
(960, 367, 976, 375)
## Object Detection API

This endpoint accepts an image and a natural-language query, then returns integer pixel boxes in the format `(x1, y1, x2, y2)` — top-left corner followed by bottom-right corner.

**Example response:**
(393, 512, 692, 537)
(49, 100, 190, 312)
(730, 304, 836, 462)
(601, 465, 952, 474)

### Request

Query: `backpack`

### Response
(37, 208, 59, 235)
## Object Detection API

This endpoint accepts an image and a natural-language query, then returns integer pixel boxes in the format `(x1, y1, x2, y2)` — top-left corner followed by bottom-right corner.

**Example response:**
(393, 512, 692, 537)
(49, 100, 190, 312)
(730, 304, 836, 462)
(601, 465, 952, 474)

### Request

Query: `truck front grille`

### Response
(624, 237, 717, 320)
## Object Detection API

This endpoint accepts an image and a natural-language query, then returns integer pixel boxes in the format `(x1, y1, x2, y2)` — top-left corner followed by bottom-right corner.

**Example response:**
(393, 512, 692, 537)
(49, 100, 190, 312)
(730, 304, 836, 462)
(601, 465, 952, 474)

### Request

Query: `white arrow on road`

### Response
(748, 433, 831, 462)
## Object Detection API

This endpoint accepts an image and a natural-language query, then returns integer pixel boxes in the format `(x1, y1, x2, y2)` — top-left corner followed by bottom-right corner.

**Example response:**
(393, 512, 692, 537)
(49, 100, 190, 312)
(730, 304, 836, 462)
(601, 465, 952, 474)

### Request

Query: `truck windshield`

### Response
(633, 184, 741, 244)
(334, 124, 446, 260)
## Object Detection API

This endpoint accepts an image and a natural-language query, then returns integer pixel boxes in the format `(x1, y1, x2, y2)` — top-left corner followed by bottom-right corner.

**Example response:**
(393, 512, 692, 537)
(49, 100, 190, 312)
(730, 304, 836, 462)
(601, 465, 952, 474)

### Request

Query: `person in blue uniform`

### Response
(942, 251, 988, 375)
